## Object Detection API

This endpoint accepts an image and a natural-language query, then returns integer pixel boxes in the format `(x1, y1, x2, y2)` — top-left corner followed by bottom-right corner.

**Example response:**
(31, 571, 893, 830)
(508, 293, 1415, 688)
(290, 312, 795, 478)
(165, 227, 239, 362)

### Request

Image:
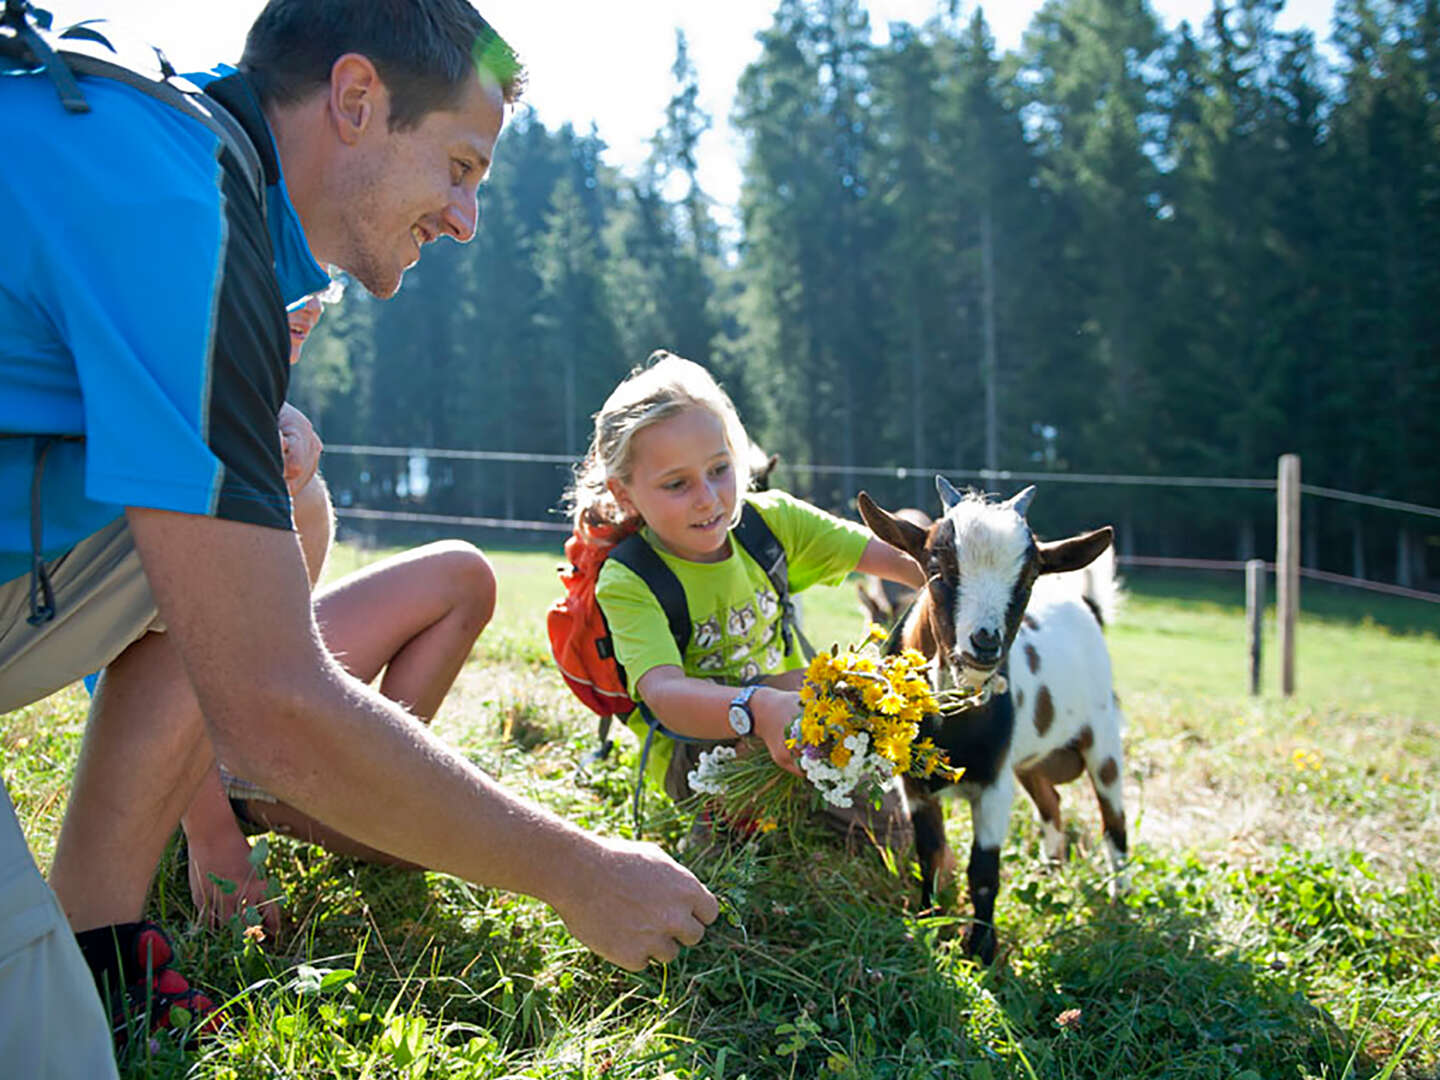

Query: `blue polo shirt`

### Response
(0, 59, 330, 586)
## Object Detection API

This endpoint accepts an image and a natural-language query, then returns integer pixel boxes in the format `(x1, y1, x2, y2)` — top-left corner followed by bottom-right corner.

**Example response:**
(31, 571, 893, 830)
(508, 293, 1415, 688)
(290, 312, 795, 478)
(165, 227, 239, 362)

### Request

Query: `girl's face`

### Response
(287, 296, 324, 364)
(609, 406, 738, 563)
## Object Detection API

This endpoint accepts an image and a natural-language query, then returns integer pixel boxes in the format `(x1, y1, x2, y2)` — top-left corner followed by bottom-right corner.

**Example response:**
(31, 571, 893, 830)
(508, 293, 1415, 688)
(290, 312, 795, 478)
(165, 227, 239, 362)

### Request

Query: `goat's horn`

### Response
(935, 474, 962, 510)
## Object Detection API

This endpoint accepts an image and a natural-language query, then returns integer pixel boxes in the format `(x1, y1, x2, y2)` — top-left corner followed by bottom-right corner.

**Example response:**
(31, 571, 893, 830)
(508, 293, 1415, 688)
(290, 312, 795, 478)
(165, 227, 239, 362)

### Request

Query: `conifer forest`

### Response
(293, 0, 1440, 585)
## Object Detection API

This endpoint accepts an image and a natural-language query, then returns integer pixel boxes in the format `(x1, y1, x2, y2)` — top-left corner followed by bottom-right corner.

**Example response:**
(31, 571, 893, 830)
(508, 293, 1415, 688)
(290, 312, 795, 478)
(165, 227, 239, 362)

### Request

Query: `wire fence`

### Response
(324, 445, 1440, 604)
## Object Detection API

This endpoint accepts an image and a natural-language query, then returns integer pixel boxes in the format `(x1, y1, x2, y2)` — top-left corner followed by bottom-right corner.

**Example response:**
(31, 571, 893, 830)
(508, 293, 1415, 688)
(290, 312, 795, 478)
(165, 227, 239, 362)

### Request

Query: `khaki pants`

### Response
(1, 516, 161, 1077)
(1, 789, 120, 1078)
(0, 515, 162, 715)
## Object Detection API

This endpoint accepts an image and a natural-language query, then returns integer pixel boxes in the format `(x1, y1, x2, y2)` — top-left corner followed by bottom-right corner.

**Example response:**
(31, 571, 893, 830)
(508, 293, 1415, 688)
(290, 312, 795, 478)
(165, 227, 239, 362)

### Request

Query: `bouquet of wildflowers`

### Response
(686, 627, 971, 831)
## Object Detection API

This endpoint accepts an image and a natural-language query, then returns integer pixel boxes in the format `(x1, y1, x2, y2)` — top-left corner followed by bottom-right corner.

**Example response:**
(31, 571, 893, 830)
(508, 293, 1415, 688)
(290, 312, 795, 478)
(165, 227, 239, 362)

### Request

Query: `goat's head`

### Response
(748, 445, 781, 492)
(857, 477, 1114, 690)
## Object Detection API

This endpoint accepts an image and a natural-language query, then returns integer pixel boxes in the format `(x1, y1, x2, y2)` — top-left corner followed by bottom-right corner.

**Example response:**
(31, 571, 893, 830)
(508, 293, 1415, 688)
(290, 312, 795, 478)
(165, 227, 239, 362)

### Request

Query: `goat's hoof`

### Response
(962, 923, 997, 965)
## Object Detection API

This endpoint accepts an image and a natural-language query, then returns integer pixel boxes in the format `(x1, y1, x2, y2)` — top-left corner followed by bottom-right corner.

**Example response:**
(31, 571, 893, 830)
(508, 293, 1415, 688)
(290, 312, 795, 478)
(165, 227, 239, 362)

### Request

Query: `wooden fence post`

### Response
(1277, 454, 1301, 696)
(1246, 559, 1265, 696)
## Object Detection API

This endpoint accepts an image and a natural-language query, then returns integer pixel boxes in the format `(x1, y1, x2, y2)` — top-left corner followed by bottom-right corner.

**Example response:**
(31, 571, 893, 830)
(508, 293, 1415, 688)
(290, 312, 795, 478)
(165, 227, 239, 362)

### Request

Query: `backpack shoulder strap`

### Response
(607, 533, 691, 655)
(60, 50, 266, 213)
(731, 500, 815, 660)
(731, 501, 787, 601)
(0, 8, 265, 211)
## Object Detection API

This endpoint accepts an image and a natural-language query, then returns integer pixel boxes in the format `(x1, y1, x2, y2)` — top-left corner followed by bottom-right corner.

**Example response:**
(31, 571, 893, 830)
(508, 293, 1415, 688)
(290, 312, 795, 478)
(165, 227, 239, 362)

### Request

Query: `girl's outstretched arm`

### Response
(855, 538, 925, 588)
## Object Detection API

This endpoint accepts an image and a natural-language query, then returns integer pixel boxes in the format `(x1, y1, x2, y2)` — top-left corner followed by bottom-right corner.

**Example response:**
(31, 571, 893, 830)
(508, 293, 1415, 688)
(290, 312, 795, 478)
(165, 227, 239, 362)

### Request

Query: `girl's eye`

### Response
(663, 479, 686, 492)
(710, 462, 731, 479)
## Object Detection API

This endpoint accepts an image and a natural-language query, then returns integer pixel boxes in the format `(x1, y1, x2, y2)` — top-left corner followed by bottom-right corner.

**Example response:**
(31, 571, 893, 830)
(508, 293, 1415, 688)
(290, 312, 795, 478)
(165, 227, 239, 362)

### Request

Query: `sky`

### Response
(43, 0, 1339, 224)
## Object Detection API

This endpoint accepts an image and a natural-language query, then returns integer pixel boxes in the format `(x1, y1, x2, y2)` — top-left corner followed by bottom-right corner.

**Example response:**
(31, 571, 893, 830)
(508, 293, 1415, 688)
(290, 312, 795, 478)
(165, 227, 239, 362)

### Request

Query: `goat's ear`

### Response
(935, 474, 962, 510)
(858, 490, 930, 561)
(1005, 485, 1037, 518)
(1037, 526, 1114, 575)
(857, 580, 890, 624)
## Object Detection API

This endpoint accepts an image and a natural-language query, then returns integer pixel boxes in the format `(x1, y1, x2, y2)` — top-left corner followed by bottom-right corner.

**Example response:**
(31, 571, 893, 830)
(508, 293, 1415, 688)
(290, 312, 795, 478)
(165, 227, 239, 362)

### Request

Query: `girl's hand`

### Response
(187, 826, 282, 937)
(278, 403, 323, 497)
(751, 687, 803, 777)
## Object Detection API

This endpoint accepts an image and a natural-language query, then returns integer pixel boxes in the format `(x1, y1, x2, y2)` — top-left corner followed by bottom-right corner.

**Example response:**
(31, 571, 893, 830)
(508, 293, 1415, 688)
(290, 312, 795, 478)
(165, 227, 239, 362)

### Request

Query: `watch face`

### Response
(728, 704, 751, 737)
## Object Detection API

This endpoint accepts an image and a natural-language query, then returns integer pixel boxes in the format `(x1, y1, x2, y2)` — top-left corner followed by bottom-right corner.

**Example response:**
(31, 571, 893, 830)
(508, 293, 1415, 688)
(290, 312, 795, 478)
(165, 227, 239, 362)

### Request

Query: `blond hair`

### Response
(568, 350, 753, 533)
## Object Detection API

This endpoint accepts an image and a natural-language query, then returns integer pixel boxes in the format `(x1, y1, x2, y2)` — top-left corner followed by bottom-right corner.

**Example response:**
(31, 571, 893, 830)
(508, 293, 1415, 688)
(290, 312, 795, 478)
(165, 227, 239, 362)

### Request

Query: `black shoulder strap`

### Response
(608, 533, 691, 655)
(731, 501, 815, 658)
(731, 501, 788, 603)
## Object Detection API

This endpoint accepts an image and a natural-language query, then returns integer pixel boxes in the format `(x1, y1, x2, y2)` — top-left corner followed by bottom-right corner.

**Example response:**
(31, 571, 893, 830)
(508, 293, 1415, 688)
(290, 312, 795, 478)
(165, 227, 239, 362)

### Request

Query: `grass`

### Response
(3, 544, 1438, 1078)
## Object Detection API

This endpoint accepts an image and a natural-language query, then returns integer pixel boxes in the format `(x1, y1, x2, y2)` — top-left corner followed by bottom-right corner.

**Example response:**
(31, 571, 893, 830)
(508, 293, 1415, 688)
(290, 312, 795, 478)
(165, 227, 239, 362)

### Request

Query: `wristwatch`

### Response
(728, 684, 760, 737)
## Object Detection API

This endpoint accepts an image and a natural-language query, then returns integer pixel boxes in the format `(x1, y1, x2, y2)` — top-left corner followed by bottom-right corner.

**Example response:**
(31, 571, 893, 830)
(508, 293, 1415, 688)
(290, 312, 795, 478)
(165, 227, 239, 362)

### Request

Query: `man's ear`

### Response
(329, 53, 384, 145)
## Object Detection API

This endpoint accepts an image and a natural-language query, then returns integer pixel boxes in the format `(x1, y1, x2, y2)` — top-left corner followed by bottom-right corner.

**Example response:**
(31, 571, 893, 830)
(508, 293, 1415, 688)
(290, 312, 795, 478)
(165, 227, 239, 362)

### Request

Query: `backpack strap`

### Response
(1, 10, 267, 628)
(606, 533, 720, 828)
(608, 533, 691, 655)
(731, 501, 815, 661)
(1, 8, 266, 212)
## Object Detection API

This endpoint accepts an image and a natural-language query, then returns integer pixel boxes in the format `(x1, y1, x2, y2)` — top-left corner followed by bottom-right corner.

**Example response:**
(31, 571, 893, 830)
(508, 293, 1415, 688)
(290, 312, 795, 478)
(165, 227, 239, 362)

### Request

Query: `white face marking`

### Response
(939, 496, 1033, 685)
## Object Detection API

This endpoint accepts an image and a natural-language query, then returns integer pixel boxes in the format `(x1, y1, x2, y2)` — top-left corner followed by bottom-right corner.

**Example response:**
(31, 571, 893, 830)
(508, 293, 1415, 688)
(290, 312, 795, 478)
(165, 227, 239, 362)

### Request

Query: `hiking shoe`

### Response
(74, 920, 222, 1044)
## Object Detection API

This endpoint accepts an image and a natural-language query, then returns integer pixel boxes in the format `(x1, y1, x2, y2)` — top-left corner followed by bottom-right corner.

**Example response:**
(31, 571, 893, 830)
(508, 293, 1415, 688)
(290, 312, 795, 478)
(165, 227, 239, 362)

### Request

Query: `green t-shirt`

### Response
(595, 489, 871, 697)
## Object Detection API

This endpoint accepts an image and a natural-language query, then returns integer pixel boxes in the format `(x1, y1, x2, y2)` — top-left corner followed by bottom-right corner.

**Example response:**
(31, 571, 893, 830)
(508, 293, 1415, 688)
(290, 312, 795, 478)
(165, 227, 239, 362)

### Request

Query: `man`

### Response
(0, 2, 717, 1072)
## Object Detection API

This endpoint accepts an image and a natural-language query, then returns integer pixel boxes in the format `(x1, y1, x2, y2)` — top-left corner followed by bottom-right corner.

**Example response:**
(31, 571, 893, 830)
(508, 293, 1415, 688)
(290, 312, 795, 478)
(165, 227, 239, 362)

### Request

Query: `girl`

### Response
(571, 351, 925, 834)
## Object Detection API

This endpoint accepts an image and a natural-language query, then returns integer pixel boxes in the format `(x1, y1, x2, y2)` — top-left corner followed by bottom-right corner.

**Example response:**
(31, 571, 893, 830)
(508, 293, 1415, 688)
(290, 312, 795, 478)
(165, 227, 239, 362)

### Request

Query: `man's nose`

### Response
(441, 189, 479, 243)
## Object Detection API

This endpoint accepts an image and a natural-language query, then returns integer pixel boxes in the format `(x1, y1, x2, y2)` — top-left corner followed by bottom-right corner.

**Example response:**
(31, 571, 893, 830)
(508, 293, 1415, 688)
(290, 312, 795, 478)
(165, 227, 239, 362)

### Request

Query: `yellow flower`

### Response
(866, 622, 888, 643)
(877, 690, 907, 716)
(829, 743, 853, 768)
(806, 653, 838, 687)
(823, 698, 853, 729)
(861, 681, 887, 710)
(800, 709, 827, 747)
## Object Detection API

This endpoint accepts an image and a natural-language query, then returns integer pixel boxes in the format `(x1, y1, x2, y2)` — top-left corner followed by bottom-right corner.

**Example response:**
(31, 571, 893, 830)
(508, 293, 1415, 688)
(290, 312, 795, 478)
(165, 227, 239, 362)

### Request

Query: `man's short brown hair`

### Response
(240, 0, 525, 130)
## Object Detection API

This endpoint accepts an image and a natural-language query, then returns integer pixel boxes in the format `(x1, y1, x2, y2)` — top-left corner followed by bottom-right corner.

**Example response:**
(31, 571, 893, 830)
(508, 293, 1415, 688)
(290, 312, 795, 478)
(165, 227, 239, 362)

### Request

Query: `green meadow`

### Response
(3, 546, 1437, 1078)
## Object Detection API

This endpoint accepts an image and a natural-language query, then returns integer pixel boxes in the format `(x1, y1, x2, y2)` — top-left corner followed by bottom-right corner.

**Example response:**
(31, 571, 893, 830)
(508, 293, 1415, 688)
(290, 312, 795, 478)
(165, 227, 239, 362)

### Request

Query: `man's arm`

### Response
(126, 506, 717, 970)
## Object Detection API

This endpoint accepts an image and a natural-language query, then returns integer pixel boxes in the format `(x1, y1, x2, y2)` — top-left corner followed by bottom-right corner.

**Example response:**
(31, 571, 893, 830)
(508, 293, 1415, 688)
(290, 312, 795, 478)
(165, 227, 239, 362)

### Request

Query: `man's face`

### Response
(335, 70, 505, 298)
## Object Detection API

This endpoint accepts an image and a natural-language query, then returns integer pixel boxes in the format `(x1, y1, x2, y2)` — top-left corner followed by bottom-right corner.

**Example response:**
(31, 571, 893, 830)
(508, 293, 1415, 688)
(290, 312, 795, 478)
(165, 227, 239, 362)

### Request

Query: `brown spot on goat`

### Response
(1024, 643, 1040, 674)
(1015, 688, 1025, 710)
(1098, 795, 1127, 855)
(1098, 757, 1119, 787)
(1034, 686, 1054, 735)
(1074, 725, 1094, 753)
(1024, 614, 1040, 631)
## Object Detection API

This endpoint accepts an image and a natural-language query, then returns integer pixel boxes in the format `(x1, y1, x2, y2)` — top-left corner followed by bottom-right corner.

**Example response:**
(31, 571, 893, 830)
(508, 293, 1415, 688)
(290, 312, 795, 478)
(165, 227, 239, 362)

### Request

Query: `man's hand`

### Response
(550, 836, 719, 971)
(278, 402, 323, 496)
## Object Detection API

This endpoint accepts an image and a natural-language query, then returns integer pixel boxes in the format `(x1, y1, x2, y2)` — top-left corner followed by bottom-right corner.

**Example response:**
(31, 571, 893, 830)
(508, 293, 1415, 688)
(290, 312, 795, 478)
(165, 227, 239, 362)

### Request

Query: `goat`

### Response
(748, 444, 781, 492)
(857, 506, 933, 626)
(857, 477, 1126, 963)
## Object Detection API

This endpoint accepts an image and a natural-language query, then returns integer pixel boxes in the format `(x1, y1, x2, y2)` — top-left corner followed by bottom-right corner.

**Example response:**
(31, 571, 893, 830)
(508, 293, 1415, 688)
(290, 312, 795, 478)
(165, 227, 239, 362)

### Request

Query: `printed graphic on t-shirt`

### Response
(694, 616, 722, 649)
(756, 589, 780, 620)
(690, 584, 783, 682)
(726, 602, 758, 637)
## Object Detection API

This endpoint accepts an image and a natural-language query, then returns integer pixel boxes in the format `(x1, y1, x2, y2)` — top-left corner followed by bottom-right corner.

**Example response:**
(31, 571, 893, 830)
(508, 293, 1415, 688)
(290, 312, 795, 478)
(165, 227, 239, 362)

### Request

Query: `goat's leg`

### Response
(1017, 766, 1067, 863)
(1081, 707, 1129, 896)
(908, 781, 950, 909)
(963, 772, 1014, 964)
